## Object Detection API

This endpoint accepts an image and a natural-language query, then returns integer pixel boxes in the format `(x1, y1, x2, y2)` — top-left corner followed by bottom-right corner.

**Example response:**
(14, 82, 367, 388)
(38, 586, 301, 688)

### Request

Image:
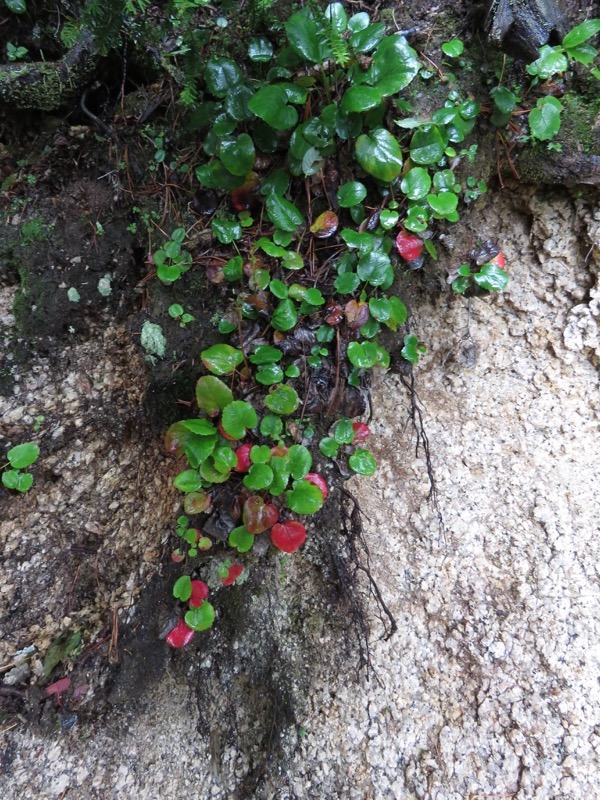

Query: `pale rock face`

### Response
(2, 189, 599, 800)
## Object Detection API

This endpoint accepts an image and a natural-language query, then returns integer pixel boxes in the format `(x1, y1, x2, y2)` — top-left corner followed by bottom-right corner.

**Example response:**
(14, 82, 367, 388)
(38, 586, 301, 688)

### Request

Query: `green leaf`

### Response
(401, 167, 431, 200)
(185, 603, 215, 631)
(287, 444, 312, 480)
(369, 298, 392, 322)
(221, 401, 258, 439)
(270, 455, 291, 496)
(410, 124, 448, 165)
(325, 2, 348, 33)
(285, 10, 331, 63)
(271, 298, 298, 332)
(2, 470, 33, 492)
(201, 344, 244, 375)
(349, 21, 386, 53)
(401, 333, 426, 364)
(200, 460, 230, 484)
(248, 36, 274, 62)
(260, 413, 284, 438)
(183, 434, 218, 469)
(529, 96, 562, 141)
(266, 193, 304, 232)
(319, 437, 339, 457)
(173, 470, 202, 493)
(334, 272, 360, 294)
(225, 84, 254, 121)
(441, 39, 464, 57)
(219, 134, 255, 176)
(334, 418, 354, 444)
(213, 446, 238, 474)
(269, 279, 288, 299)
(248, 85, 299, 130)
(5, 0, 26, 13)
(256, 364, 285, 385)
(562, 19, 600, 49)
(287, 479, 325, 514)
(229, 526, 254, 553)
(337, 181, 367, 207)
(427, 192, 458, 217)
(173, 575, 192, 601)
(341, 86, 382, 113)
(223, 256, 243, 282)
(386, 295, 408, 330)
(348, 449, 377, 476)
(347, 341, 378, 369)
(282, 250, 304, 270)
(566, 43, 598, 65)
(196, 376, 234, 416)
(264, 384, 299, 415)
(181, 419, 217, 436)
(526, 45, 568, 79)
(357, 251, 394, 287)
(250, 445, 272, 464)
(204, 58, 243, 98)
(243, 463, 274, 490)
(304, 288, 324, 306)
(196, 160, 245, 190)
(367, 35, 420, 96)
(250, 345, 283, 365)
(490, 86, 518, 115)
(379, 209, 399, 229)
(212, 217, 242, 244)
(355, 129, 403, 182)
(7, 442, 40, 469)
(473, 263, 509, 292)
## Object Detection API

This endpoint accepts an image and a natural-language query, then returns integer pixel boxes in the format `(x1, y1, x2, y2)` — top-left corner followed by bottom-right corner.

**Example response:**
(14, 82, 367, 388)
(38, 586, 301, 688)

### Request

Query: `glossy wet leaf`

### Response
(409, 124, 448, 165)
(287, 479, 325, 514)
(319, 437, 339, 457)
(183, 434, 218, 469)
(401, 333, 427, 364)
(335, 272, 360, 294)
(212, 217, 242, 244)
(201, 344, 244, 375)
(196, 160, 245, 190)
(271, 520, 307, 553)
(401, 167, 431, 200)
(221, 401, 258, 439)
(250, 345, 283, 365)
(271, 299, 298, 332)
(285, 10, 331, 63)
(219, 134, 255, 176)
(344, 299, 370, 329)
(337, 181, 367, 208)
(334, 418, 354, 444)
(562, 19, 600, 48)
(256, 364, 285, 385)
(526, 45, 568, 79)
(250, 445, 272, 464)
(357, 251, 394, 287)
(528, 96, 562, 141)
(222, 564, 244, 585)
(310, 210, 338, 237)
(427, 192, 458, 217)
(441, 39, 464, 57)
(165, 620, 195, 648)
(473, 263, 509, 292)
(189, 580, 210, 607)
(341, 86, 382, 113)
(7, 442, 39, 469)
(270, 455, 291, 496)
(248, 36, 274, 62)
(386, 296, 408, 331)
(213, 446, 238, 474)
(355, 129, 403, 182)
(243, 495, 279, 533)
(348, 449, 377, 476)
(195, 376, 233, 416)
(185, 602, 215, 631)
(266, 193, 304, 231)
(367, 35, 419, 96)
(264, 384, 299, 415)
(2, 470, 33, 492)
(349, 21, 386, 53)
(369, 298, 392, 322)
(204, 58, 243, 98)
(347, 341, 379, 369)
(248, 84, 305, 131)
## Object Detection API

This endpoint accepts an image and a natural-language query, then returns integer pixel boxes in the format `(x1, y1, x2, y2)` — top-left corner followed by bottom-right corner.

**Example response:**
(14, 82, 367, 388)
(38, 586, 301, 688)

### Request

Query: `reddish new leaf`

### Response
(231, 172, 260, 211)
(271, 521, 307, 553)
(171, 548, 185, 563)
(222, 564, 244, 586)
(490, 252, 506, 268)
(234, 443, 252, 472)
(243, 495, 279, 534)
(189, 580, 210, 608)
(45, 678, 71, 696)
(304, 473, 329, 499)
(352, 422, 371, 444)
(344, 300, 370, 329)
(395, 230, 423, 261)
(310, 210, 339, 238)
(165, 619, 195, 648)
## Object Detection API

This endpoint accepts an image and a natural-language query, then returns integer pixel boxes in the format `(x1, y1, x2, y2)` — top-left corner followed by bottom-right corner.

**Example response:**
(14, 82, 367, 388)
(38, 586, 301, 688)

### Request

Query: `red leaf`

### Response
(222, 564, 243, 586)
(310, 210, 339, 238)
(344, 300, 370, 329)
(231, 172, 260, 211)
(189, 580, 210, 607)
(271, 521, 307, 553)
(165, 620, 195, 648)
(325, 303, 344, 326)
(304, 473, 328, 499)
(352, 422, 371, 444)
(395, 230, 423, 261)
(243, 495, 279, 533)
(234, 443, 252, 472)
(171, 548, 185, 563)
(45, 678, 71, 696)
(490, 252, 506, 268)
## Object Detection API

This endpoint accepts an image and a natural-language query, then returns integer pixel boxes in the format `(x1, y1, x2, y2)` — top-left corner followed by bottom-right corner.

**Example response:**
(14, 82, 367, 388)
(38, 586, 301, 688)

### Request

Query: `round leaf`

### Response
(271, 521, 307, 553)
(7, 442, 40, 469)
(221, 401, 258, 439)
(201, 344, 244, 375)
(271, 299, 298, 332)
(264, 385, 299, 415)
(243, 463, 274, 490)
(348, 449, 377, 476)
(355, 129, 403, 182)
(266, 193, 304, 231)
(195, 376, 234, 416)
(287, 480, 325, 514)
(185, 602, 215, 631)
(401, 167, 431, 200)
(337, 181, 367, 208)
(219, 134, 256, 176)
(287, 444, 312, 480)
